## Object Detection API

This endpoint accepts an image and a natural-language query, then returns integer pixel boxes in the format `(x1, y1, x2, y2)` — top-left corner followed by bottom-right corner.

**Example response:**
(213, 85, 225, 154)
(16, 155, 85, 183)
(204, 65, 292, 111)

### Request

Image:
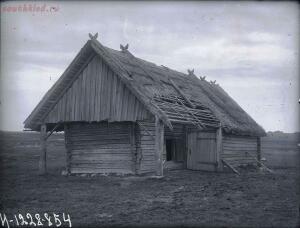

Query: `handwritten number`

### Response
(35, 214, 43, 226)
(53, 213, 61, 227)
(18, 214, 27, 225)
(44, 213, 53, 226)
(63, 213, 72, 228)
(26, 213, 36, 226)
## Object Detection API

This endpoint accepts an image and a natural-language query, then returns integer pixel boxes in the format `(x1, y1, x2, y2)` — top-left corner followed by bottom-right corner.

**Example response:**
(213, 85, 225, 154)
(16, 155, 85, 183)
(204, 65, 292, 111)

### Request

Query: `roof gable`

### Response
(43, 55, 152, 124)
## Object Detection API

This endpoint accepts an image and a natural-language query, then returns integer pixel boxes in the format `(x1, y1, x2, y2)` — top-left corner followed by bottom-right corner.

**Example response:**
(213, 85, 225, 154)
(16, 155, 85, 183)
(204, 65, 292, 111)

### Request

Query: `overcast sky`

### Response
(0, 1, 299, 132)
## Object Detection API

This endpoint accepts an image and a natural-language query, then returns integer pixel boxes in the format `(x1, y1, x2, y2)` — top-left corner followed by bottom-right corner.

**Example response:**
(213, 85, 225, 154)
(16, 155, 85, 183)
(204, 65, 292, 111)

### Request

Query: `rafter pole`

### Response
(175, 96, 204, 129)
(168, 78, 195, 108)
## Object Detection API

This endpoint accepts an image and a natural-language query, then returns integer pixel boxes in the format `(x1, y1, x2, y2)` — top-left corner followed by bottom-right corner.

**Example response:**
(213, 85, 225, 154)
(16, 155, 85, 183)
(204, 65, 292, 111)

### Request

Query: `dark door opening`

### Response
(166, 139, 173, 161)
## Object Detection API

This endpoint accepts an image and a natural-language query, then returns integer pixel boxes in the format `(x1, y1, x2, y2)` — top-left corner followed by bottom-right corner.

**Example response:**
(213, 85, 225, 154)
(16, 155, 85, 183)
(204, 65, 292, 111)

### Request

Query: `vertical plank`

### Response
(130, 123, 137, 174)
(100, 60, 107, 119)
(183, 126, 188, 168)
(106, 68, 113, 119)
(96, 58, 102, 121)
(155, 116, 164, 176)
(135, 122, 142, 174)
(64, 124, 71, 174)
(257, 137, 261, 167)
(111, 73, 117, 120)
(89, 57, 96, 121)
(39, 124, 47, 175)
(86, 61, 91, 121)
(216, 125, 223, 171)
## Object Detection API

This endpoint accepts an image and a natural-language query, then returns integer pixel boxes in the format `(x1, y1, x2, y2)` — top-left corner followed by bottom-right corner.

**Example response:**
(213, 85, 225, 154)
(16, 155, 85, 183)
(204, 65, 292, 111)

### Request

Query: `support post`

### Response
(39, 124, 47, 175)
(64, 124, 71, 174)
(130, 123, 137, 174)
(183, 126, 188, 169)
(257, 137, 261, 167)
(155, 116, 164, 176)
(216, 124, 223, 171)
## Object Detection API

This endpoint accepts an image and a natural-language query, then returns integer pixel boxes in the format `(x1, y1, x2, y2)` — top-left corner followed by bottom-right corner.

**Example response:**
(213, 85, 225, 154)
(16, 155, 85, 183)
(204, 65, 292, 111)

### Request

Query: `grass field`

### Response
(0, 131, 299, 227)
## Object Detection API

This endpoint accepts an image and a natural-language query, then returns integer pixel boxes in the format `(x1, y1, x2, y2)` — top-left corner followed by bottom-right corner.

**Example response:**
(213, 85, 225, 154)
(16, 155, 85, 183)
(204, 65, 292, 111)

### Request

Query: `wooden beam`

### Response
(183, 126, 188, 169)
(155, 116, 164, 176)
(39, 124, 47, 175)
(257, 137, 261, 167)
(45, 122, 62, 140)
(64, 124, 71, 174)
(221, 159, 240, 175)
(130, 123, 137, 174)
(168, 78, 195, 108)
(216, 125, 223, 171)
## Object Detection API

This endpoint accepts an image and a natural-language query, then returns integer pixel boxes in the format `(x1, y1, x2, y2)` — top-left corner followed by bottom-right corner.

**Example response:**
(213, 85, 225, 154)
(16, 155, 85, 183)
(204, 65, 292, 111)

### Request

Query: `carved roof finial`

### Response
(187, 69, 194, 76)
(120, 44, 129, 52)
(210, 80, 216, 84)
(200, 76, 206, 81)
(89, 32, 98, 40)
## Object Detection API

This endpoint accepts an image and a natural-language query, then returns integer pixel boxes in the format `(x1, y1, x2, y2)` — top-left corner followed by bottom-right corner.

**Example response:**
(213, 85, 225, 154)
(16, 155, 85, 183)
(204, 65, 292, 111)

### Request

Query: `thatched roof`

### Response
(24, 34, 265, 136)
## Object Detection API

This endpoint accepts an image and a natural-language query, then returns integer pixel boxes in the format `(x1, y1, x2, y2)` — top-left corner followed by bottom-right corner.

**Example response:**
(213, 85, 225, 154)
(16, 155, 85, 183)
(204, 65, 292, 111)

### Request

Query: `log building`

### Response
(24, 33, 266, 175)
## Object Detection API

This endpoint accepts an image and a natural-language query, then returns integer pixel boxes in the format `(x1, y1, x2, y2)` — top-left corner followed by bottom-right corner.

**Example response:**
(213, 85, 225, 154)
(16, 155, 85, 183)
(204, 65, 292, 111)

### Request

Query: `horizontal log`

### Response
(71, 154, 133, 161)
(70, 167, 134, 174)
(69, 144, 132, 150)
(223, 146, 257, 151)
(223, 138, 257, 143)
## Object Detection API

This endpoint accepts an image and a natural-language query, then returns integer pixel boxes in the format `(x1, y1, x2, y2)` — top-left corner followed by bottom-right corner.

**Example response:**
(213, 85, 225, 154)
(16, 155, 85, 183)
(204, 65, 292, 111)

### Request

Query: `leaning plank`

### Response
(45, 122, 62, 140)
(221, 159, 240, 175)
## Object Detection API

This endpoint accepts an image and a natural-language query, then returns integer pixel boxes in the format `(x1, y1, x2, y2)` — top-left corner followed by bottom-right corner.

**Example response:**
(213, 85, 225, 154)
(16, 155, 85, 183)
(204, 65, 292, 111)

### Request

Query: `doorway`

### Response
(166, 139, 173, 161)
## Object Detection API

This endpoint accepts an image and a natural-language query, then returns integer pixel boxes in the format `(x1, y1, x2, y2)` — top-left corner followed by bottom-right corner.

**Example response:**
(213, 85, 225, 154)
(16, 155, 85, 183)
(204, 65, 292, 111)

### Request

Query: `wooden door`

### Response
(187, 131, 217, 171)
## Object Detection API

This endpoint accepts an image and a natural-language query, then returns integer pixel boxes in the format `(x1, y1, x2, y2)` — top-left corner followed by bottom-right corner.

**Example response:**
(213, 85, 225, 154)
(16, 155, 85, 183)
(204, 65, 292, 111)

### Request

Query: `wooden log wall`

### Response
(44, 55, 151, 123)
(222, 135, 258, 167)
(65, 122, 135, 174)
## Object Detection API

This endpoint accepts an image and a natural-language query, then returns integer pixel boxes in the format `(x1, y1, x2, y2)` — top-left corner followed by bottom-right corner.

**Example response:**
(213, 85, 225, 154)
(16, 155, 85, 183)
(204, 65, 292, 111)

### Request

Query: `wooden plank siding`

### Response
(65, 122, 136, 174)
(44, 55, 152, 123)
(222, 135, 258, 167)
(135, 120, 157, 174)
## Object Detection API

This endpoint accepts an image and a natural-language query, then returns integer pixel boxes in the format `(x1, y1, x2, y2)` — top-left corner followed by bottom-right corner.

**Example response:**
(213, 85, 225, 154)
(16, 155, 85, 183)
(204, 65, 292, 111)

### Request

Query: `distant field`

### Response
(262, 133, 300, 168)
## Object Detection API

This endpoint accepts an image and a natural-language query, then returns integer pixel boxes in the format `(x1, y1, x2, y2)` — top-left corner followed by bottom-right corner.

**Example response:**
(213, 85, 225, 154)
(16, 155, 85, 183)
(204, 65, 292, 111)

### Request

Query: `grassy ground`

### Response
(0, 131, 299, 227)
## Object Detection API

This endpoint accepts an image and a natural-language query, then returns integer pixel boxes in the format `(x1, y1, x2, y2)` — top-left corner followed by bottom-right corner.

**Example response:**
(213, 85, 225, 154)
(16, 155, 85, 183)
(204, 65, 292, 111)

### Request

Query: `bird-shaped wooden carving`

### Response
(120, 44, 129, 51)
(187, 69, 194, 75)
(88, 32, 98, 40)
(210, 80, 216, 84)
(200, 76, 206, 81)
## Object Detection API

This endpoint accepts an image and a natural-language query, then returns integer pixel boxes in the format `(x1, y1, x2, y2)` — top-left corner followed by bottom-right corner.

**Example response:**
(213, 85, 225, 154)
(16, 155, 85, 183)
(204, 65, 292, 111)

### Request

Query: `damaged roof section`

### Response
(24, 33, 266, 137)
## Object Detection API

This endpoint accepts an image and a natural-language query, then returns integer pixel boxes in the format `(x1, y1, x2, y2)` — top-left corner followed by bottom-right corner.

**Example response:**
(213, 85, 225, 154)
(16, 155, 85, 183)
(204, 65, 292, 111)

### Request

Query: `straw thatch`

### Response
(24, 36, 265, 136)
